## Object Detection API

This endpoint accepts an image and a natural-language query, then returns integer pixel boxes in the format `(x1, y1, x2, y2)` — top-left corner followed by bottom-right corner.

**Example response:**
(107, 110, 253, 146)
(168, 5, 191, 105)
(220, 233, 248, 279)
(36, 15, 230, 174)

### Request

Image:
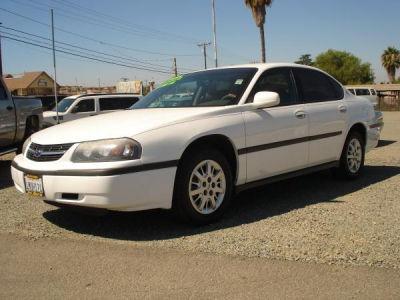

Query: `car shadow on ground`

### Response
(377, 140, 397, 148)
(43, 165, 400, 241)
(0, 160, 13, 190)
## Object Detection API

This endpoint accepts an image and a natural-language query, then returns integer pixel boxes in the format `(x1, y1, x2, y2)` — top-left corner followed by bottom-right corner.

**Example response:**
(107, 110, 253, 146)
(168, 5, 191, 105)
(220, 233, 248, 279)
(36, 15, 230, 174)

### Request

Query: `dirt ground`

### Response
(1, 112, 400, 298)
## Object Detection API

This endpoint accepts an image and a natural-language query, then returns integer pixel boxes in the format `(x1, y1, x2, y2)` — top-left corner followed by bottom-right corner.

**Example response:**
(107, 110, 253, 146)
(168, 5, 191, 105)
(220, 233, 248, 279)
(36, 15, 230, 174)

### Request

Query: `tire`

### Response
(173, 148, 233, 225)
(333, 130, 365, 179)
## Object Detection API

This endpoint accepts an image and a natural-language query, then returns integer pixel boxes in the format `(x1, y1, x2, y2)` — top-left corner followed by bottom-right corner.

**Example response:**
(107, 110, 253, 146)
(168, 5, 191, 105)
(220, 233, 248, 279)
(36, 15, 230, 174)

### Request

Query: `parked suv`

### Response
(12, 64, 382, 224)
(0, 77, 42, 156)
(42, 94, 141, 127)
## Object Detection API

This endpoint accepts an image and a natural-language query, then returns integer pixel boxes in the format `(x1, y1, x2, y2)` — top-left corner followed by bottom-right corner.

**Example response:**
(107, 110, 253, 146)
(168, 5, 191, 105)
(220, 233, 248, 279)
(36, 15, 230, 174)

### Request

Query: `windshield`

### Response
(133, 68, 257, 109)
(53, 97, 75, 112)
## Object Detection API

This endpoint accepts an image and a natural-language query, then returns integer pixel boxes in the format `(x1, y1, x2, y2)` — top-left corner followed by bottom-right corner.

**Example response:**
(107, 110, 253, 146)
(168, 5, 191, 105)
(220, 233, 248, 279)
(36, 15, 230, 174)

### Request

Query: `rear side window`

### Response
(99, 97, 139, 111)
(293, 68, 344, 103)
(73, 99, 95, 113)
(247, 68, 298, 106)
(355, 89, 370, 96)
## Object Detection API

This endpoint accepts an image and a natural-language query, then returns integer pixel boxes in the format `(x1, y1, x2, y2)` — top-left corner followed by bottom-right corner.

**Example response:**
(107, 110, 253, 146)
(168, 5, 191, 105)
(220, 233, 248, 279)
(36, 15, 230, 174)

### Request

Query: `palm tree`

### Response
(381, 47, 400, 83)
(244, 0, 273, 63)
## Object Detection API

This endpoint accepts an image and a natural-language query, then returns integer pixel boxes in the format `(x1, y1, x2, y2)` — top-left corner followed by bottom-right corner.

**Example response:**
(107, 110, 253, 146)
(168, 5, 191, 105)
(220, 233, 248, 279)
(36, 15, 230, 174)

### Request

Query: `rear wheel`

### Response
(173, 148, 233, 225)
(333, 131, 365, 179)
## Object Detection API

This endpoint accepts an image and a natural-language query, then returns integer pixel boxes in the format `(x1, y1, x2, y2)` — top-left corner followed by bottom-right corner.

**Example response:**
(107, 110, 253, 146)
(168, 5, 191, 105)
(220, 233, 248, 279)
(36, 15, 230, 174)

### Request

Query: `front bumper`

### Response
(11, 155, 178, 212)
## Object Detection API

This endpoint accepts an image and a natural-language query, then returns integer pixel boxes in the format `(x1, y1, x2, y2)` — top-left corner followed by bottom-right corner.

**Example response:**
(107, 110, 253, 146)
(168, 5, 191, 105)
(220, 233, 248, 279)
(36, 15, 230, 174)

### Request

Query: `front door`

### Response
(65, 98, 96, 122)
(243, 68, 309, 183)
(0, 80, 16, 147)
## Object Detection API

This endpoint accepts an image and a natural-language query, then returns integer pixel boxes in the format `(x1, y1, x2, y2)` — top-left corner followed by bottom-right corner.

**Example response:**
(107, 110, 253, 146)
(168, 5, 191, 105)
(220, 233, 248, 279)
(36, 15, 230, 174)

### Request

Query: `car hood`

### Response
(43, 110, 65, 119)
(32, 107, 239, 144)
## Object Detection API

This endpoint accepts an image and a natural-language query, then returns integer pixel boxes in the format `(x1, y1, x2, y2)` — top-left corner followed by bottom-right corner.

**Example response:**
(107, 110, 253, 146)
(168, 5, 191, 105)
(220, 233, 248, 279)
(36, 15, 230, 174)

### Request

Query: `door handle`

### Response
(338, 105, 347, 113)
(6, 106, 14, 111)
(294, 110, 307, 119)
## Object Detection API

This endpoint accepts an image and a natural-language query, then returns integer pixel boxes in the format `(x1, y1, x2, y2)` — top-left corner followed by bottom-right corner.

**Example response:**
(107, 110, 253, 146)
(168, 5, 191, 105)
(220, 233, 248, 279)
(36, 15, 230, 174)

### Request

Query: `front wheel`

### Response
(173, 148, 233, 225)
(333, 131, 365, 179)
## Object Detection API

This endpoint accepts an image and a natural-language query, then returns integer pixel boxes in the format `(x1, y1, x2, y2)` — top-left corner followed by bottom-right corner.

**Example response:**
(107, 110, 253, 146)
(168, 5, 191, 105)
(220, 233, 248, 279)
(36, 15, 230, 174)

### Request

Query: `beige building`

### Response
(4, 71, 59, 96)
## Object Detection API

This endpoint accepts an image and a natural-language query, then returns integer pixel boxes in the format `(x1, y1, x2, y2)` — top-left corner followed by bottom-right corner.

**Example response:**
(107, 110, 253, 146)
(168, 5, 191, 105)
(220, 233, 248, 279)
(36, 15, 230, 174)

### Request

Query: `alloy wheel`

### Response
(347, 138, 362, 173)
(188, 159, 226, 215)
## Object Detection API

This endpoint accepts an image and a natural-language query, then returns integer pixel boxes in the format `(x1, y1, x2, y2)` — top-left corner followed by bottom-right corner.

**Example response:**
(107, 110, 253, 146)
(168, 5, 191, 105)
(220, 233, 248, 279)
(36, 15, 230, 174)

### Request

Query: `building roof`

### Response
(3, 71, 59, 91)
(373, 84, 400, 92)
(346, 84, 400, 92)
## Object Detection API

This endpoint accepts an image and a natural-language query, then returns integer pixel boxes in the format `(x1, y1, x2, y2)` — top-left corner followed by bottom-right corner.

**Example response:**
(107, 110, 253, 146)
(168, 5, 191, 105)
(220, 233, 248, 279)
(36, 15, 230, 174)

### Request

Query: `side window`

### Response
(370, 89, 376, 96)
(0, 81, 8, 99)
(73, 99, 95, 113)
(247, 68, 298, 106)
(348, 89, 355, 95)
(99, 97, 139, 111)
(355, 89, 370, 96)
(293, 68, 344, 103)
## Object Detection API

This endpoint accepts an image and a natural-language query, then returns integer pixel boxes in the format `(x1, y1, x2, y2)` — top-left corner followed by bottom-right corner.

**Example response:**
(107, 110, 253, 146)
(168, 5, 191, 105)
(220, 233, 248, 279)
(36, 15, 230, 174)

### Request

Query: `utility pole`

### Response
(50, 9, 59, 124)
(0, 22, 3, 77)
(211, 0, 218, 68)
(173, 57, 178, 76)
(198, 42, 211, 70)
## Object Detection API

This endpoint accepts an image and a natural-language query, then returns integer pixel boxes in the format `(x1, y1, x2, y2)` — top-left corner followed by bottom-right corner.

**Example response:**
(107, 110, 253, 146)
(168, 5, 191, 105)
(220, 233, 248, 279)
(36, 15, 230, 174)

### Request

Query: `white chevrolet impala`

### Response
(11, 64, 383, 224)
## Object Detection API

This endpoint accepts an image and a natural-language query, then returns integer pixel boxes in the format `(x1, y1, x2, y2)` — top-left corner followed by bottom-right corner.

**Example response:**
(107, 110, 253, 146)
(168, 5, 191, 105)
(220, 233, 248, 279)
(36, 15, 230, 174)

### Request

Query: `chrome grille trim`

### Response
(27, 142, 74, 162)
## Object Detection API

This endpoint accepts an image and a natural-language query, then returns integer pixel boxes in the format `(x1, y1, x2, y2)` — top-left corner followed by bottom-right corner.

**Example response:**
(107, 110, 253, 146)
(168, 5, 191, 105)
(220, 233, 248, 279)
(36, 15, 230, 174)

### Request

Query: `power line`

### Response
(0, 26, 197, 72)
(1, 35, 173, 74)
(0, 30, 177, 74)
(48, 0, 199, 43)
(0, 26, 181, 71)
(0, 7, 200, 57)
(20, 0, 193, 45)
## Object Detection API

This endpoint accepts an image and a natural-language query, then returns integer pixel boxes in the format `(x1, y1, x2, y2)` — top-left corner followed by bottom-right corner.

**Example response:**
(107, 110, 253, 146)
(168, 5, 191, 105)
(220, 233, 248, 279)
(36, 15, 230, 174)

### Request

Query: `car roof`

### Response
(188, 63, 318, 73)
(345, 86, 375, 90)
(186, 63, 343, 86)
(66, 93, 142, 100)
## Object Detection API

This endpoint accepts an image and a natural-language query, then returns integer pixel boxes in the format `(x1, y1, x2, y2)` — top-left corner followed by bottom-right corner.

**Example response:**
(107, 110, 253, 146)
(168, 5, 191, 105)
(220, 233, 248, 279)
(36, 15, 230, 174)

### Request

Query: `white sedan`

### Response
(11, 64, 382, 224)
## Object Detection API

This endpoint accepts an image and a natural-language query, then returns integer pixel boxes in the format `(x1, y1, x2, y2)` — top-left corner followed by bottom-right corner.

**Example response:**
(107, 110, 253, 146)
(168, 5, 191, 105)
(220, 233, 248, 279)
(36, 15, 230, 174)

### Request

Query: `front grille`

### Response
(27, 142, 74, 162)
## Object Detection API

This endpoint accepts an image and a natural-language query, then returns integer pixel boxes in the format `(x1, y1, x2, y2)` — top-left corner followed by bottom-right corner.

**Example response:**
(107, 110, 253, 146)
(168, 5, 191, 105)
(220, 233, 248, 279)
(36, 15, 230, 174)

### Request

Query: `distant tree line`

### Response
(295, 50, 374, 85)
(295, 47, 400, 85)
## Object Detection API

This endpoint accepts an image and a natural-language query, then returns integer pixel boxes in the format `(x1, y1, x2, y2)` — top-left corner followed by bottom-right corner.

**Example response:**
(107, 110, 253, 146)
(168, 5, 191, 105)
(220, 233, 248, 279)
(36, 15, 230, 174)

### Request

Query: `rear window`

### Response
(99, 97, 139, 111)
(293, 68, 344, 103)
(355, 89, 370, 96)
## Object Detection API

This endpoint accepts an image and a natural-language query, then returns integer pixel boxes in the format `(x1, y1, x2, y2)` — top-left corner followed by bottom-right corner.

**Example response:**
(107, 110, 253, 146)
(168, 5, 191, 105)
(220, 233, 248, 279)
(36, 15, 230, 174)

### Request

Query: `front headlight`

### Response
(22, 137, 31, 154)
(71, 138, 142, 162)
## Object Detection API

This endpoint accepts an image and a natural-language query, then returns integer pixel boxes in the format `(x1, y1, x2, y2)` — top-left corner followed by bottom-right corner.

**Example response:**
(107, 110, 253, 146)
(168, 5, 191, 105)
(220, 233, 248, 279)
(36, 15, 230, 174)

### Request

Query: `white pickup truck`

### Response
(0, 77, 42, 155)
(42, 93, 141, 127)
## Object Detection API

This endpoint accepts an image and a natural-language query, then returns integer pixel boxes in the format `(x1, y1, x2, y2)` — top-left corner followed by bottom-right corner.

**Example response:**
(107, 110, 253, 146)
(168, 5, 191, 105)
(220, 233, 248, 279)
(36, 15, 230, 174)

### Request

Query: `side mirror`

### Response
(252, 91, 280, 109)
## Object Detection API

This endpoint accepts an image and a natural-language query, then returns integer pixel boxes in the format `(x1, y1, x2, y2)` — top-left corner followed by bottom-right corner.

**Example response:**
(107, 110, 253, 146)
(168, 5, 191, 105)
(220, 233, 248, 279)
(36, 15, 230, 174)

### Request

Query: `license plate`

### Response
(24, 174, 44, 197)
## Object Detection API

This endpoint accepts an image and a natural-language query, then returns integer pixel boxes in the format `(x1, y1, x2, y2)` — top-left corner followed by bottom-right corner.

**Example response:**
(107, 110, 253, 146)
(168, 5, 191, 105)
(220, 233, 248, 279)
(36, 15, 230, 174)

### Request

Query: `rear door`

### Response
(0, 79, 16, 147)
(243, 67, 309, 182)
(292, 68, 346, 165)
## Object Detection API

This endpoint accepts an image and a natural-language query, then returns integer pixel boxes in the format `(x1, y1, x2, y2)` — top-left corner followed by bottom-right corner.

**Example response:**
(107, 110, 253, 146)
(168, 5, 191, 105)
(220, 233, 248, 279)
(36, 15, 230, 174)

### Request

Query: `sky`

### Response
(1, 0, 399, 86)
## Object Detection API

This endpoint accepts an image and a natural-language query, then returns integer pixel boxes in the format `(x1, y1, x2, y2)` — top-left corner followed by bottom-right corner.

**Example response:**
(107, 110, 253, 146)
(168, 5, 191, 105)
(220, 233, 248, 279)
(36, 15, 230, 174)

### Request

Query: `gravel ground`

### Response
(1, 112, 399, 269)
